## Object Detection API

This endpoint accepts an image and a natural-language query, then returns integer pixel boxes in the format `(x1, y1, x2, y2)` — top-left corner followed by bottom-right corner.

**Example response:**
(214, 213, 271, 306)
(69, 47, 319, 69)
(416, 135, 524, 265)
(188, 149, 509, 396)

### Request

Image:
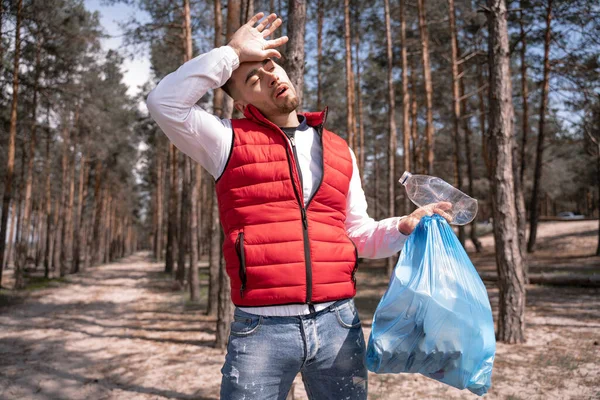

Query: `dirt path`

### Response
(0, 254, 225, 399)
(1, 221, 599, 399)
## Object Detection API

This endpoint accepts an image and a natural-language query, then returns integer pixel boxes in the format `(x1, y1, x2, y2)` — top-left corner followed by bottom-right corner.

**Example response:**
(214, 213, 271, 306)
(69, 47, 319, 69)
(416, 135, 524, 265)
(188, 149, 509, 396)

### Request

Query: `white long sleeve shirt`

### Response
(146, 46, 407, 316)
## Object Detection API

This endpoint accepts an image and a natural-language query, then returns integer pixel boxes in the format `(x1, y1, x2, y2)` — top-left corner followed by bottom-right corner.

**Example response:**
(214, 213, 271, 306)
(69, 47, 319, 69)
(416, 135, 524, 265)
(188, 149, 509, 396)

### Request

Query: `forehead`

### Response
(231, 59, 271, 83)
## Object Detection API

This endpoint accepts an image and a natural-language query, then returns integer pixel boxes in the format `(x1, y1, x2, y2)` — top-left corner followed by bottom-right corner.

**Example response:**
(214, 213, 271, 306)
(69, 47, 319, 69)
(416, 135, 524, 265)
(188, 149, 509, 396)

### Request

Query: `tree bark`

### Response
(0, 0, 22, 288)
(447, 0, 466, 246)
(284, 0, 306, 109)
(213, 0, 240, 345)
(417, 0, 435, 175)
(165, 143, 179, 274)
(316, 0, 324, 111)
(486, 0, 527, 344)
(400, 0, 411, 215)
(384, 0, 397, 276)
(354, 8, 365, 178)
(73, 151, 88, 273)
(15, 37, 42, 287)
(527, 0, 552, 253)
(92, 161, 104, 265)
(190, 163, 201, 301)
(518, 6, 529, 184)
(343, 0, 356, 150)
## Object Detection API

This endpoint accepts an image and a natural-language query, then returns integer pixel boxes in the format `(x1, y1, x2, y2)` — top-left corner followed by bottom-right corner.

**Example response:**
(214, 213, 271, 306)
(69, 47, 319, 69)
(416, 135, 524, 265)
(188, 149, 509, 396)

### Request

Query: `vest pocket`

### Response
(235, 232, 247, 297)
(350, 240, 359, 288)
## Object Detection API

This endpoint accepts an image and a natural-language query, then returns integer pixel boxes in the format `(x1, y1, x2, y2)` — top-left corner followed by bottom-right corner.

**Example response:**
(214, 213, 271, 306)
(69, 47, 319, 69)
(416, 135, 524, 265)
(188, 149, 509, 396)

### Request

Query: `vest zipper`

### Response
(289, 135, 313, 307)
(235, 232, 247, 298)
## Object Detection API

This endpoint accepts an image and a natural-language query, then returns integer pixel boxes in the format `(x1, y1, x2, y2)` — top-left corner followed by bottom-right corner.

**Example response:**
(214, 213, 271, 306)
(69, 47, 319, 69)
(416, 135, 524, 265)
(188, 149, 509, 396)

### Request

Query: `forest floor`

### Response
(0, 220, 599, 400)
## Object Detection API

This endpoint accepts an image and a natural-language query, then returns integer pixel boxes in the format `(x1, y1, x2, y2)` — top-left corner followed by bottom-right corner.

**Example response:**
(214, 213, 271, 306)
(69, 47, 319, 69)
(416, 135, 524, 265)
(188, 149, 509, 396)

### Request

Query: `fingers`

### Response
(255, 13, 277, 32)
(433, 208, 453, 224)
(246, 12, 265, 26)
(264, 49, 282, 59)
(262, 17, 282, 37)
(435, 201, 453, 211)
(265, 36, 289, 49)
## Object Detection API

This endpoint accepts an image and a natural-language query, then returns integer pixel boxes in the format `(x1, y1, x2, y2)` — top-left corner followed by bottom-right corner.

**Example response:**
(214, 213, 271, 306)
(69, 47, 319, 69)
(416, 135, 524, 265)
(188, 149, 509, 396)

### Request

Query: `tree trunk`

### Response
(447, 0, 466, 246)
(166, 143, 179, 274)
(4, 207, 17, 271)
(384, 0, 397, 276)
(316, 0, 324, 111)
(597, 141, 600, 256)
(343, 0, 356, 150)
(73, 151, 88, 273)
(177, 156, 189, 289)
(92, 161, 103, 265)
(518, 6, 529, 184)
(213, 0, 240, 345)
(400, 0, 411, 215)
(0, 0, 22, 288)
(527, 0, 552, 253)
(43, 113, 52, 278)
(284, 0, 306, 109)
(417, 0, 435, 175)
(486, 0, 526, 344)
(354, 9, 365, 178)
(410, 64, 420, 174)
(190, 163, 201, 301)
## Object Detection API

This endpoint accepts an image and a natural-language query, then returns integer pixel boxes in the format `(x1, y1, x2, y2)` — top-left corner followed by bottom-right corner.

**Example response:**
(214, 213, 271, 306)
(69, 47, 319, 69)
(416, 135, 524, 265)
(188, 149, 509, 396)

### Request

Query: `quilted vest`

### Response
(215, 104, 357, 307)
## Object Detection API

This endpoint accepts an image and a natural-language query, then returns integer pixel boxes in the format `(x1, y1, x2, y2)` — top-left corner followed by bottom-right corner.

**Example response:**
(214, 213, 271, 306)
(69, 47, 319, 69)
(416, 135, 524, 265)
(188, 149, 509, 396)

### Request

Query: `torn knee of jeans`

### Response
(352, 376, 367, 388)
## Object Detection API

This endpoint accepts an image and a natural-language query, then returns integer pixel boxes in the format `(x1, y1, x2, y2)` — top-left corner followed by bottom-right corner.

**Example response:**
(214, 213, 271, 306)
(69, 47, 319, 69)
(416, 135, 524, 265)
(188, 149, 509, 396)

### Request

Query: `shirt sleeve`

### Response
(345, 149, 408, 259)
(146, 46, 239, 179)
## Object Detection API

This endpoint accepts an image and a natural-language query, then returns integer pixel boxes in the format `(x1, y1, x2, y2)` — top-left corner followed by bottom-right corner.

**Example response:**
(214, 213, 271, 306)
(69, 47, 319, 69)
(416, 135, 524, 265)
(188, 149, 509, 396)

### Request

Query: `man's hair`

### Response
(221, 77, 234, 98)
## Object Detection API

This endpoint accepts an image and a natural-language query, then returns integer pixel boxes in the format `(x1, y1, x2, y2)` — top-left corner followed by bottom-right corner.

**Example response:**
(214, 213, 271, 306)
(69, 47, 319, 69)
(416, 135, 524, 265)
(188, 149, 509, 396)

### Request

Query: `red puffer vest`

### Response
(215, 104, 358, 307)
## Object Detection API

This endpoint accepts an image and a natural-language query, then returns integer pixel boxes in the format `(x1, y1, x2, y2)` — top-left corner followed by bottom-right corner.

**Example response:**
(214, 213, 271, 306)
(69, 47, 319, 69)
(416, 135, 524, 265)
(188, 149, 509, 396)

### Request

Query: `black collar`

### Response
(280, 115, 309, 139)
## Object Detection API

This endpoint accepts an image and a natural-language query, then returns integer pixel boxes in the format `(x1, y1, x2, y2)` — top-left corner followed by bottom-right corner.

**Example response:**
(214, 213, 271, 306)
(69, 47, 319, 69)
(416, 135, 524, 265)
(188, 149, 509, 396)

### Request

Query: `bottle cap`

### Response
(399, 171, 412, 185)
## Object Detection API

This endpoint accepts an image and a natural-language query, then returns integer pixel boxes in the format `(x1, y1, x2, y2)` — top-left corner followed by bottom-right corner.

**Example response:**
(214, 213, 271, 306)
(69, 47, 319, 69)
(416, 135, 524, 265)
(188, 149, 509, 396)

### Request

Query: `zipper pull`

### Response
(290, 135, 296, 147)
(301, 208, 308, 229)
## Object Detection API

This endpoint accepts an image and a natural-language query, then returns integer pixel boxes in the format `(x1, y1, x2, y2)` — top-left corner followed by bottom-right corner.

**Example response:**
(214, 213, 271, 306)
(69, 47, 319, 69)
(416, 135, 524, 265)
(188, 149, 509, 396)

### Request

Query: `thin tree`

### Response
(384, 0, 397, 276)
(448, 0, 465, 245)
(527, 0, 553, 253)
(0, 0, 23, 288)
(354, 12, 365, 176)
(207, 0, 224, 317)
(316, 0, 324, 111)
(417, 0, 435, 174)
(215, 0, 241, 349)
(343, 0, 356, 151)
(486, 0, 526, 343)
(284, 0, 306, 108)
(400, 0, 411, 215)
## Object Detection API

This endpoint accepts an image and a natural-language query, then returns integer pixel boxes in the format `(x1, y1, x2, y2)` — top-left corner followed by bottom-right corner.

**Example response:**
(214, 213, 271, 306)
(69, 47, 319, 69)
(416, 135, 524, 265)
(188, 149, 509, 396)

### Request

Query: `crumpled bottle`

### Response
(400, 171, 478, 225)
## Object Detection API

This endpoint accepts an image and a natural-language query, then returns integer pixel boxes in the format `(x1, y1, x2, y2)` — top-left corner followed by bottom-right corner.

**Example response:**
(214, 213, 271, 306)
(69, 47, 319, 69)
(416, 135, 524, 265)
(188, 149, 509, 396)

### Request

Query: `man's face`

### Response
(229, 59, 299, 118)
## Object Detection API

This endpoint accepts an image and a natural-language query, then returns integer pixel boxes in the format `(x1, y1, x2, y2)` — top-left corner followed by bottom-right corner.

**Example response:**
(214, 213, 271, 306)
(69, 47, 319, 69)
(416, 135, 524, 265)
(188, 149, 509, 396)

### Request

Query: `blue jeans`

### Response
(220, 298, 368, 399)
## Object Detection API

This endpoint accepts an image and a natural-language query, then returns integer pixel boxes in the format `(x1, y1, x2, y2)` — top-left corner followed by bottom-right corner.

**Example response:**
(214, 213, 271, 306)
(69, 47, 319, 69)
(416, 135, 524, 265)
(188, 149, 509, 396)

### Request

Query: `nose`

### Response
(261, 68, 279, 87)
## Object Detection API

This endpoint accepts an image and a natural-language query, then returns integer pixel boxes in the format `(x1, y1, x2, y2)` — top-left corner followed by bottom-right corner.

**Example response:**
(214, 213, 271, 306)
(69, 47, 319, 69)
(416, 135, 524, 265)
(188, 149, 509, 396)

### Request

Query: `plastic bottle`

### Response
(399, 171, 478, 225)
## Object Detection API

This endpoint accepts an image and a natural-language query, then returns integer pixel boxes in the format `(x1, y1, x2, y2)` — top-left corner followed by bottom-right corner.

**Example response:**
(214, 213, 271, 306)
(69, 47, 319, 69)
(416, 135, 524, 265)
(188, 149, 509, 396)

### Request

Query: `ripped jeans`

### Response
(220, 298, 368, 400)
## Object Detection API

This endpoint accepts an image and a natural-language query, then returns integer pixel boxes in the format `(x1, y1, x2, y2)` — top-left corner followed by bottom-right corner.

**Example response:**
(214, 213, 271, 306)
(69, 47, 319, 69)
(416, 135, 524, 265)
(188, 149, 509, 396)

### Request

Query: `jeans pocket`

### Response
(230, 314, 262, 336)
(335, 301, 361, 329)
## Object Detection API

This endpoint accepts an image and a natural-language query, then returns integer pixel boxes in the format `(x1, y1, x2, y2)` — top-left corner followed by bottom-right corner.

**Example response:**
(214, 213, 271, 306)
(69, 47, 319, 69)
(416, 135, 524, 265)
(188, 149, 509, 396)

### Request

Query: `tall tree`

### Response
(417, 0, 435, 174)
(486, 0, 526, 343)
(383, 0, 397, 276)
(447, 0, 465, 246)
(215, 0, 241, 349)
(400, 0, 411, 215)
(0, 0, 23, 288)
(343, 0, 356, 151)
(284, 0, 306, 108)
(316, 0, 324, 111)
(207, 0, 224, 317)
(527, 0, 553, 253)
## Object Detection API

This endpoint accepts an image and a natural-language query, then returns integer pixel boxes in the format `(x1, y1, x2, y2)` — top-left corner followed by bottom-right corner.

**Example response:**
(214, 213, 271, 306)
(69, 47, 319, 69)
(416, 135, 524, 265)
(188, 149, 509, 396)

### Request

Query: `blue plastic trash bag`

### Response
(366, 214, 496, 396)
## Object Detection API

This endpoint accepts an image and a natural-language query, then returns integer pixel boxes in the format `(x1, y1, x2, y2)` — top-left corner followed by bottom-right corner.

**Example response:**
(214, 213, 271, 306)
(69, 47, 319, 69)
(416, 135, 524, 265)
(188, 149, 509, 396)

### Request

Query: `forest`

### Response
(0, 0, 599, 397)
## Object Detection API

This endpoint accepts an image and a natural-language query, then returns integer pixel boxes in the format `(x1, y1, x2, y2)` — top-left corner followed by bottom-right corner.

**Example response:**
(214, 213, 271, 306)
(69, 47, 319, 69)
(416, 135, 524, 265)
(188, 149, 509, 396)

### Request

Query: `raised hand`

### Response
(397, 202, 453, 235)
(227, 13, 289, 64)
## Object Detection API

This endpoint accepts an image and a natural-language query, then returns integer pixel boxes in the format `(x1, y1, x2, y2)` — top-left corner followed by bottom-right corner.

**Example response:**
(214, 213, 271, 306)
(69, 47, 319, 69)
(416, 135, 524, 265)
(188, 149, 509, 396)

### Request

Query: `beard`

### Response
(275, 92, 300, 114)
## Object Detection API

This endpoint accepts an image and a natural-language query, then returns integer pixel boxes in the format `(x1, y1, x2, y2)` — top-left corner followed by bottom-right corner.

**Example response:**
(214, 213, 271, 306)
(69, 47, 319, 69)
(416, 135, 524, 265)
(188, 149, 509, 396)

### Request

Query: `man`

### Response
(147, 12, 451, 400)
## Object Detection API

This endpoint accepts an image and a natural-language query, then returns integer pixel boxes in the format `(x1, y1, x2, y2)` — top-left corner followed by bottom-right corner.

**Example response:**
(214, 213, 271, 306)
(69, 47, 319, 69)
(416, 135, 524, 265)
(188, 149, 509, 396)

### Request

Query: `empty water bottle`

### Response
(399, 171, 478, 225)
